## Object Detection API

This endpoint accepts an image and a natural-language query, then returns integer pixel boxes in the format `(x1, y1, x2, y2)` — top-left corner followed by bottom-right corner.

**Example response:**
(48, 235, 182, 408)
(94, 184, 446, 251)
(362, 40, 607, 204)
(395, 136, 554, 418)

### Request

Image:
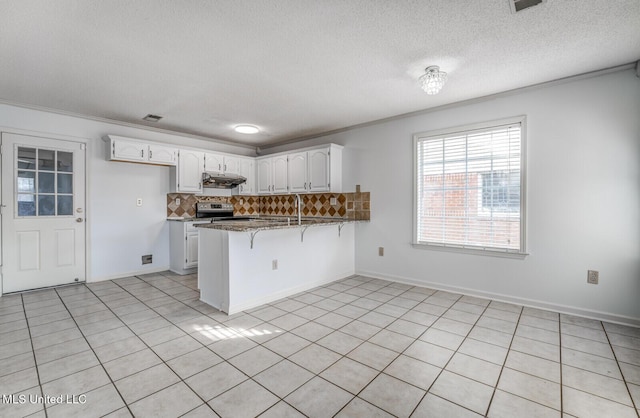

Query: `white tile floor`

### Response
(0, 271, 639, 417)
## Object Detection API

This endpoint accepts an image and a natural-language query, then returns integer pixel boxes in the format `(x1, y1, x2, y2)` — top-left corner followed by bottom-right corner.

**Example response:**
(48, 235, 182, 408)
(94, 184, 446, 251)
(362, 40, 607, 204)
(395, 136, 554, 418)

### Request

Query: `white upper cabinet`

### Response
(176, 150, 205, 193)
(223, 156, 241, 175)
(256, 155, 288, 194)
(108, 135, 177, 166)
(148, 143, 177, 165)
(204, 153, 242, 175)
(112, 138, 146, 161)
(257, 158, 273, 194)
(256, 144, 342, 195)
(237, 158, 255, 195)
(272, 155, 289, 193)
(288, 152, 308, 192)
(204, 153, 224, 174)
(308, 148, 330, 192)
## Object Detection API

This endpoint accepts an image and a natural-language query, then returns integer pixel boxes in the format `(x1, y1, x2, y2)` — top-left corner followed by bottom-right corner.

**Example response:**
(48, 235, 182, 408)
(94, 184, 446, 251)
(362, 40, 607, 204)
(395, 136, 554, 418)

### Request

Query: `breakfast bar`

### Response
(197, 218, 357, 314)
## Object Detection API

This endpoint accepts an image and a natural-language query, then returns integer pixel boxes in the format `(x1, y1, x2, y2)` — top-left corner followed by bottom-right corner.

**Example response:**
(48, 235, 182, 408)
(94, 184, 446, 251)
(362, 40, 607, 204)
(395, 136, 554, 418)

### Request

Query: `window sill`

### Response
(412, 242, 528, 259)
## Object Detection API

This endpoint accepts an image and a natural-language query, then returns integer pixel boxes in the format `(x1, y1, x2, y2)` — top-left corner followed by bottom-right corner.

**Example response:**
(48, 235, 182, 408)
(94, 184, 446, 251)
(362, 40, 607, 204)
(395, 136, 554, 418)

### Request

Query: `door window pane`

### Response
(57, 174, 73, 194)
(57, 196, 73, 215)
(38, 172, 55, 193)
(38, 195, 55, 216)
(16, 146, 76, 217)
(17, 148, 36, 169)
(57, 151, 73, 172)
(38, 149, 55, 171)
(17, 195, 36, 216)
(17, 171, 35, 193)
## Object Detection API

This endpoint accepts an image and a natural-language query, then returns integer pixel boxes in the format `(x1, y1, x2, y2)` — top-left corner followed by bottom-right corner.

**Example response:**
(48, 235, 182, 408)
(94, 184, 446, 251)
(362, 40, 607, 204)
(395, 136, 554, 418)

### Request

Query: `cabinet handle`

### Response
(149, 150, 153, 159)
(224, 164, 227, 171)
(141, 149, 144, 158)
(219, 164, 222, 171)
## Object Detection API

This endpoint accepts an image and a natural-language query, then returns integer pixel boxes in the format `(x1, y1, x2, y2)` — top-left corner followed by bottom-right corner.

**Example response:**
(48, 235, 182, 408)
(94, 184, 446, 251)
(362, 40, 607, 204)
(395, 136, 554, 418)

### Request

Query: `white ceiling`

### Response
(1, 1, 638, 147)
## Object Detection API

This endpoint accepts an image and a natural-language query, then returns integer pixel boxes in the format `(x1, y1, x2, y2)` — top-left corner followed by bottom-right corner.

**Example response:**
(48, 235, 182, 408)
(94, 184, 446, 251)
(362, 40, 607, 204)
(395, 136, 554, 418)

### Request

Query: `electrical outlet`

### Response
(587, 270, 599, 285)
(142, 254, 152, 265)
(272, 259, 278, 270)
(176, 198, 181, 205)
(378, 247, 384, 256)
(330, 197, 337, 205)
(136, 198, 143, 207)
(239, 198, 244, 205)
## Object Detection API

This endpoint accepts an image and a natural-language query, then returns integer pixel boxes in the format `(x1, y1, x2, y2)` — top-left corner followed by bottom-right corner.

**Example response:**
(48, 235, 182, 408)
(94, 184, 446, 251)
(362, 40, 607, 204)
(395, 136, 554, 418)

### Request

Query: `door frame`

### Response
(0, 127, 91, 297)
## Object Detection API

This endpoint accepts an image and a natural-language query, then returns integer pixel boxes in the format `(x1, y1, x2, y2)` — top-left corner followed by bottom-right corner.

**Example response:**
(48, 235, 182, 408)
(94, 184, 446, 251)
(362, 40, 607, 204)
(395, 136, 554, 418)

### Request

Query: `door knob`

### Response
(76, 218, 83, 223)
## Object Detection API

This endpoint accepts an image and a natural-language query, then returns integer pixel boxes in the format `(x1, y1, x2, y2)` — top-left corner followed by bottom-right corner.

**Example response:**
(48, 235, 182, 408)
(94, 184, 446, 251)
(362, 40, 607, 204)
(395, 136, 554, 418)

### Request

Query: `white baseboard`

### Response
(225, 270, 356, 315)
(356, 269, 640, 328)
(88, 266, 170, 283)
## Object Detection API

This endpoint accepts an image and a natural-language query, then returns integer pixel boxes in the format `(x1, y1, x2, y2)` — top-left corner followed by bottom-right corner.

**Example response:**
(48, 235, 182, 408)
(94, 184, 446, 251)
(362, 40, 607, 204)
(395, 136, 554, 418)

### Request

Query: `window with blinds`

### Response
(413, 117, 526, 255)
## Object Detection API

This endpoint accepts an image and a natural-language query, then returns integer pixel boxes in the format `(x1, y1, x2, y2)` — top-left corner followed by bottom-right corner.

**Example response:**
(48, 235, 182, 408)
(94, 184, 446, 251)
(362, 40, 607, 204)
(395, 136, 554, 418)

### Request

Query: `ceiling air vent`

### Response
(143, 114, 163, 122)
(509, 0, 546, 13)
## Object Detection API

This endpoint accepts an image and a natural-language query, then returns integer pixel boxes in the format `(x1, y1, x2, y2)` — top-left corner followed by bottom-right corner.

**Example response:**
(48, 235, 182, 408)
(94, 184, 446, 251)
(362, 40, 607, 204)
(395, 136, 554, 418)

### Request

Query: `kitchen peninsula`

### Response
(197, 218, 358, 314)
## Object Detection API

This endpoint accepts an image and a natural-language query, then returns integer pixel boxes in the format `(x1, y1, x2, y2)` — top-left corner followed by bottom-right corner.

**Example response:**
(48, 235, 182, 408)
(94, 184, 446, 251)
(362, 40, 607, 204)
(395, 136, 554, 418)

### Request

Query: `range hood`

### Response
(202, 172, 247, 189)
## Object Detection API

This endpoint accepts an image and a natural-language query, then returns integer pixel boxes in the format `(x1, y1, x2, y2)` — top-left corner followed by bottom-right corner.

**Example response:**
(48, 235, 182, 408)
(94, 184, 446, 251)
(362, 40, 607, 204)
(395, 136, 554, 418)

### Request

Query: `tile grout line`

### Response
(482, 304, 525, 417)
(104, 275, 228, 415)
(52, 286, 134, 417)
(20, 293, 48, 418)
(406, 294, 491, 417)
(601, 322, 640, 417)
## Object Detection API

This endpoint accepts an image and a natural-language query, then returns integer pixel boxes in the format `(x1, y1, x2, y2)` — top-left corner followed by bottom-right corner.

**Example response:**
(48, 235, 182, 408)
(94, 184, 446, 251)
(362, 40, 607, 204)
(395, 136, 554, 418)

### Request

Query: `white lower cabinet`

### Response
(170, 220, 208, 275)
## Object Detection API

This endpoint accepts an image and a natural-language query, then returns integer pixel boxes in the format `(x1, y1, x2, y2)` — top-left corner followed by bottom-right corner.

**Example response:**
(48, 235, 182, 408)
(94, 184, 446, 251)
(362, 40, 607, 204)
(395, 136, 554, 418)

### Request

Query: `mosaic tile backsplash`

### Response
(167, 190, 370, 220)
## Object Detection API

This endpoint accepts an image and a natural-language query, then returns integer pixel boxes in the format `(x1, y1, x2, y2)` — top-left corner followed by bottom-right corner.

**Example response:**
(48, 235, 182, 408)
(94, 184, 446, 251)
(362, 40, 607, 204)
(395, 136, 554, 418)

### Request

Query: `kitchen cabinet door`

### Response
(178, 150, 205, 193)
(223, 156, 241, 175)
(308, 148, 330, 191)
(204, 153, 224, 174)
(257, 158, 272, 194)
(272, 155, 289, 193)
(148, 144, 177, 165)
(288, 152, 308, 192)
(185, 233, 199, 268)
(112, 138, 146, 162)
(238, 158, 255, 195)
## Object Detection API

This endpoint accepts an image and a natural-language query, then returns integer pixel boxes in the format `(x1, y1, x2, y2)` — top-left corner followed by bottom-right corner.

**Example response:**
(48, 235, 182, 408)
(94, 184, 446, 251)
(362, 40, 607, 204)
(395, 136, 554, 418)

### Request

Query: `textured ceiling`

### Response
(0, 1, 638, 147)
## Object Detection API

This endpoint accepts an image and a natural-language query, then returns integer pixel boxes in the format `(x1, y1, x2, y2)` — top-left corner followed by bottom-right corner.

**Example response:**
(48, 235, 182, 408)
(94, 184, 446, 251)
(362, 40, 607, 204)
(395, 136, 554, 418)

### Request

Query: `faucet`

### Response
(294, 193, 302, 225)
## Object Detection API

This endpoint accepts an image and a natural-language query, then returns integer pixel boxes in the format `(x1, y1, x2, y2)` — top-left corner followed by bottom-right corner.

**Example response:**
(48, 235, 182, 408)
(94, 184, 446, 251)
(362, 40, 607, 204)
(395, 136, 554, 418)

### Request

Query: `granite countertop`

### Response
(194, 216, 365, 232)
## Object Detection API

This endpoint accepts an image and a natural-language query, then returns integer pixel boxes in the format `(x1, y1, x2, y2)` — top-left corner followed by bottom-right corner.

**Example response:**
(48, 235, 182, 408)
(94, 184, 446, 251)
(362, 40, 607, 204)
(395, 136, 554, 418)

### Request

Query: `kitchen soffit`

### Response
(0, 1, 638, 148)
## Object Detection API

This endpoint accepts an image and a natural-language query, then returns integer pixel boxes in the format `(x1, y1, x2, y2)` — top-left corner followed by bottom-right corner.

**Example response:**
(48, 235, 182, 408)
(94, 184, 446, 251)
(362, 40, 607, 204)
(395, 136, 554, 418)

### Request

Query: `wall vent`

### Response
(509, 0, 546, 13)
(143, 114, 163, 122)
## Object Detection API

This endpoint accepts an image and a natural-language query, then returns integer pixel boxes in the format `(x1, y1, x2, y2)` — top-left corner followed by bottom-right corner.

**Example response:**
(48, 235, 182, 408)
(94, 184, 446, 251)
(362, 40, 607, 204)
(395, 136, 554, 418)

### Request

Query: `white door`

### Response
(185, 233, 199, 268)
(1, 133, 86, 293)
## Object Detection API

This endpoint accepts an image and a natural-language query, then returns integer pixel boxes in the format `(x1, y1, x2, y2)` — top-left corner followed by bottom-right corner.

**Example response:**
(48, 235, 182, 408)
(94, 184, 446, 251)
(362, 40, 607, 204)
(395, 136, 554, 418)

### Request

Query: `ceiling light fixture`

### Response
(419, 66, 448, 95)
(234, 125, 260, 134)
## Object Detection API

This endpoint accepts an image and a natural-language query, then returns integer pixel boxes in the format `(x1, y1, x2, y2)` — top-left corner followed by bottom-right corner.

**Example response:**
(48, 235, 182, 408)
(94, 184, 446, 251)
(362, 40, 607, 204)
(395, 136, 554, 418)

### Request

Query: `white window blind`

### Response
(414, 120, 525, 254)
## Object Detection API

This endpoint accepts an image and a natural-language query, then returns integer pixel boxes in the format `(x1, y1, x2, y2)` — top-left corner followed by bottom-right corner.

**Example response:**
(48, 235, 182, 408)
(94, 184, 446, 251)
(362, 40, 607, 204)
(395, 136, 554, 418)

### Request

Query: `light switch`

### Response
(136, 198, 143, 207)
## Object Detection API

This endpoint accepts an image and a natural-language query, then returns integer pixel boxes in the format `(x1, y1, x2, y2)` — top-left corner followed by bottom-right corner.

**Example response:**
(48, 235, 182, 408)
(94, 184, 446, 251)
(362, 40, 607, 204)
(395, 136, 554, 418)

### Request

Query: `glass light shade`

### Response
(234, 125, 260, 134)
(419, 66, 447, 95)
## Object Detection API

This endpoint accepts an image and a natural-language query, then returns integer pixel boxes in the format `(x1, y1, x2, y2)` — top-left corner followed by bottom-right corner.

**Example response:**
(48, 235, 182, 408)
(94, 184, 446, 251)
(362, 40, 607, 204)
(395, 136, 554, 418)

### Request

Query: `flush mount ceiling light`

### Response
(234, 125, 260, 134)
(419, 66, 448, 95)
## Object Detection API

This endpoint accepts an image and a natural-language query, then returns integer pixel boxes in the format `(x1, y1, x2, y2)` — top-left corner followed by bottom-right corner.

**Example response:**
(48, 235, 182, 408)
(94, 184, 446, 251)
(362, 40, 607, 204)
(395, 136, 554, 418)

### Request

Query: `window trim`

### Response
(412, 115, 528, 258)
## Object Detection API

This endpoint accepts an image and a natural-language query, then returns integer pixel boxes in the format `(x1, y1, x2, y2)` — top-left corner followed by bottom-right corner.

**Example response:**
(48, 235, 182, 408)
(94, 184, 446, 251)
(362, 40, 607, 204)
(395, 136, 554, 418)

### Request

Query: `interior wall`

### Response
(0, 104, 255, 281)
(264, 69, 640, 323)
